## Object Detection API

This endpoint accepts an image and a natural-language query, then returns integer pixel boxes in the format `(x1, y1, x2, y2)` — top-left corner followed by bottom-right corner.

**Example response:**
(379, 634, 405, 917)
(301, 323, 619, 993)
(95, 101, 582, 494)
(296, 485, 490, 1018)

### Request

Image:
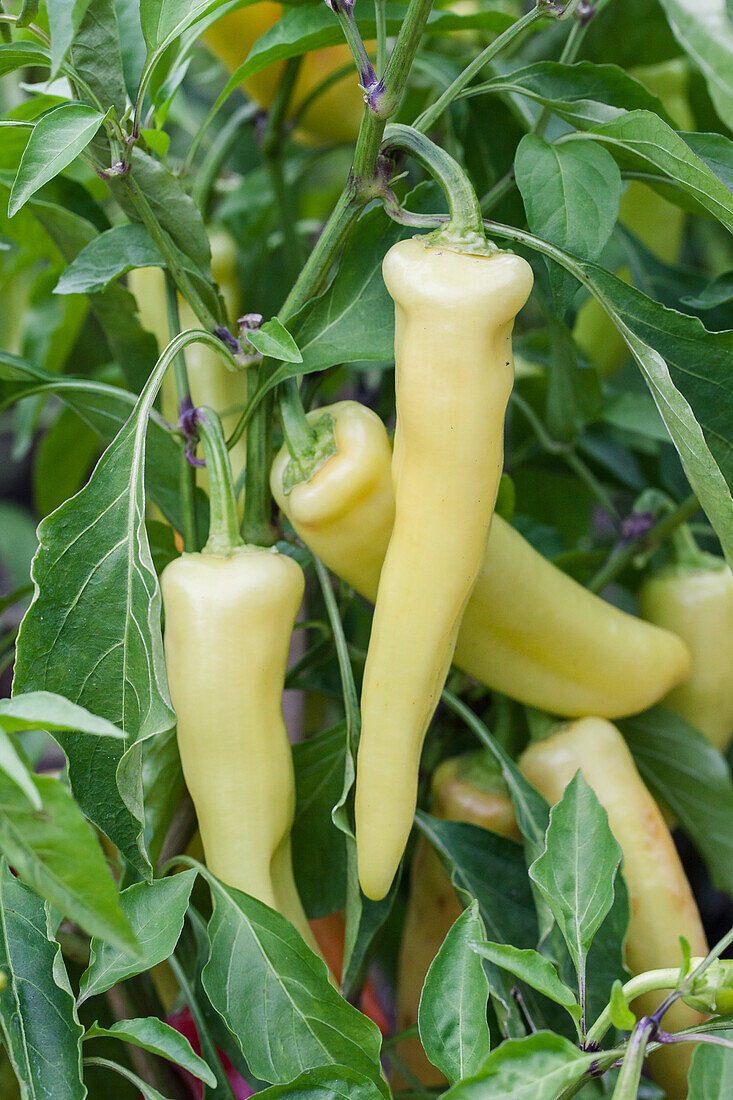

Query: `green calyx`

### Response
(281, 412, 338, 495)
(453, 750, 510, 797)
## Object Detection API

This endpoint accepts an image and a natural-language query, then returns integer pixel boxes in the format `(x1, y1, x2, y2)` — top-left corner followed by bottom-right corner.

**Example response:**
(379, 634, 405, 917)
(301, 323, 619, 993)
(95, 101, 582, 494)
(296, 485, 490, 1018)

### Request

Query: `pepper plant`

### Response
(0, 0, 733, 1097)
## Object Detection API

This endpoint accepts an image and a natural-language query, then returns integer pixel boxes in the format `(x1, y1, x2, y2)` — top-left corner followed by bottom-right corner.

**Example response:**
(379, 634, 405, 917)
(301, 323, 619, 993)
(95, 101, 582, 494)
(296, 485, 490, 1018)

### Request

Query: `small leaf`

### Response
(0, 691, 126, 738)
(78, 871, 197, 1002)
(86, 1017, 216, 1086)
(529, 773, 622, 1003)
(609, 980, 636, 1031)
(472, 943, 581, 1025)
(246, 318, 302, 363)
(0, 729, 40, 808)
(9, 103, 104, 217)
(418, 902, 492, 1085)
(515, 134, 621, 313)
(443, 1031, 596, 1100)
(254, 1066, 387, 1099)
(55, 223, 163, 295)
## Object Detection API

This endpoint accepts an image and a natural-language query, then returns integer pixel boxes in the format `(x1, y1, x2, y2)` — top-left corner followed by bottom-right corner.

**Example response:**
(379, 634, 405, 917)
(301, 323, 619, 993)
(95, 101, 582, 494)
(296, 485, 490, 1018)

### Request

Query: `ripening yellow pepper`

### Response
(520, 717, 707, 1099)
(271, 401, 690, 719)
(204, 1, 367, 145)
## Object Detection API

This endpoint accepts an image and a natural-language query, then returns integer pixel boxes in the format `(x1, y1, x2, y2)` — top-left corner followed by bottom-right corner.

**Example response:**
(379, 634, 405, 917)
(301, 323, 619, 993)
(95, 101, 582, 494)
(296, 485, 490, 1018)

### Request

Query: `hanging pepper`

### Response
(519, 717, 708, 1100)
(351, 236, 533, 900)
(639, 526, 733, 752)
(396, 752, 519, 1087)
(271, 401, 690, 719)
(129, 230, 249, 495)
(161, 408, 317, 953)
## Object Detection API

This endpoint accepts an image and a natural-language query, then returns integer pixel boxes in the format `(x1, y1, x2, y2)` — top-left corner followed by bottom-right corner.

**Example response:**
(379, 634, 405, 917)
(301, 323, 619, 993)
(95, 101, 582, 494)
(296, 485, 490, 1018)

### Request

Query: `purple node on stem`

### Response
(620, 510, 655, 544)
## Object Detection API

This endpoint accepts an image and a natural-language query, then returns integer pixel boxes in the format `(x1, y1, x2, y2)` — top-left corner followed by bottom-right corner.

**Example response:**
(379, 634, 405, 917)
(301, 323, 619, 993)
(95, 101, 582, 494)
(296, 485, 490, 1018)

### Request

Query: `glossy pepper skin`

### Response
(271, 402, 690, 719)
(354, 238, 534, 901)
(204, 2, 366, 145)
(520, 717, 707, 1100)
(396, 753, 519, 1087)
(162, 545, 317, 952)
(129, 231, 248, 493)
(639, 550, 733, 752)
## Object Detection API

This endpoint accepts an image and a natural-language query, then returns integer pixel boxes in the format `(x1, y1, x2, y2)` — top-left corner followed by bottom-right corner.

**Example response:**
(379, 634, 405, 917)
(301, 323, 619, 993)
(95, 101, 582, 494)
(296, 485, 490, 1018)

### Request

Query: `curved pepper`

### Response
(129, 230, 248, 494)
(354, 238, 533, 900)
(639, 531, 733, 752)
(396, 752, 519, 1087)
(161, 410, 316, 953)
(271, 401, 690, 719)
(204, 2, 366, 145)
(519, 717, 707, 1100)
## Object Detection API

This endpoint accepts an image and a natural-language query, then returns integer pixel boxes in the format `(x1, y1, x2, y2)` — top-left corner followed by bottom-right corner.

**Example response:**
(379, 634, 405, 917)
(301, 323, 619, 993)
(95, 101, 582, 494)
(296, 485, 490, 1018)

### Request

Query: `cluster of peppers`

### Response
(132, 20, 733, 1097)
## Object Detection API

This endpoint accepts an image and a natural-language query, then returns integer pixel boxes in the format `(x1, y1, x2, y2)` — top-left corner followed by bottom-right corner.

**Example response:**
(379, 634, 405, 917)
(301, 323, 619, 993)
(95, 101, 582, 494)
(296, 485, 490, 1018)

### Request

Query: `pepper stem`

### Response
(381, 123, 494, 254)
(669, 524, 716, 572)
(278, 379, 338, 493)
(196, 407, 244, 555)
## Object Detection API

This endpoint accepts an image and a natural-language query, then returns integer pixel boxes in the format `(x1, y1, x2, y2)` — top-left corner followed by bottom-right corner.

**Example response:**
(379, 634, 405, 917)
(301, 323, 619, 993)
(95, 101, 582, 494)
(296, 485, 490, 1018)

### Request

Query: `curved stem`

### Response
(280, 377, 317, 460)
(196, 407, 244, 555)
(382, 123, 489, 250)
(413, 5, 545, 134)
(586, 968, 680, 1048)
(611, 1017, 656, 1100)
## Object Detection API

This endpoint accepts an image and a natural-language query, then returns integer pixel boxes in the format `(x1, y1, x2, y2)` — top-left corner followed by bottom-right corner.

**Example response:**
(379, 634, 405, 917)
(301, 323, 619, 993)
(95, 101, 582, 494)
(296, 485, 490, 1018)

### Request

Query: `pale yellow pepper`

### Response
(351, 238, 533, 901)
(520, 717, 707, 1099)
(639, 532, 733, 752)
(161, 409, 317, 953)
(271, 401, 690, 719)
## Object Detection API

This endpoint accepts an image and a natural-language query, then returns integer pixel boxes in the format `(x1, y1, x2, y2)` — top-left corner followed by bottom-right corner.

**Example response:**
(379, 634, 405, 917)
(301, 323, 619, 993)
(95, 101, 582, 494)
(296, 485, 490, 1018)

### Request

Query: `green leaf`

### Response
(582, 113, 733, 231)
(69, 0, 127, 118)
(140, 0, 232, 52)
(472, 943, 581, 1025)
(46, 0, 94, 75)
(418, 902, 492, 1085)
(516, 134, 621, 314)
(85, 1017, 216, 1086)
(0, 863, 85, 1100)
(464, 61, 678, 129)
(28, 198, 158, 393)
(78, 871, 197, 1002)
(0, 774, 139, 953)
(0, 41, 51, 77)
(109, 148, 211, 273)
(687, 1027, 733, 1098)
(200, 875, 387, 1095)
(443, 1031, 596, 1100)
(0, 691, 126, 738)
(619, 706, 733, 897)
(254, 1067, 387, 1099)
(291, 723, 347, 919)
(529, 774, 622, 1005)
(609, 980, 636, 1031)
(9, 103, 104, 217)
(246, 318, 302, 363)
(657, 0, 733, 131)
(83, 1056, 171, 1099)
(12, 347, 176, 876)
(55, 222, 163, 295)
(0, 729, 40, 808)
